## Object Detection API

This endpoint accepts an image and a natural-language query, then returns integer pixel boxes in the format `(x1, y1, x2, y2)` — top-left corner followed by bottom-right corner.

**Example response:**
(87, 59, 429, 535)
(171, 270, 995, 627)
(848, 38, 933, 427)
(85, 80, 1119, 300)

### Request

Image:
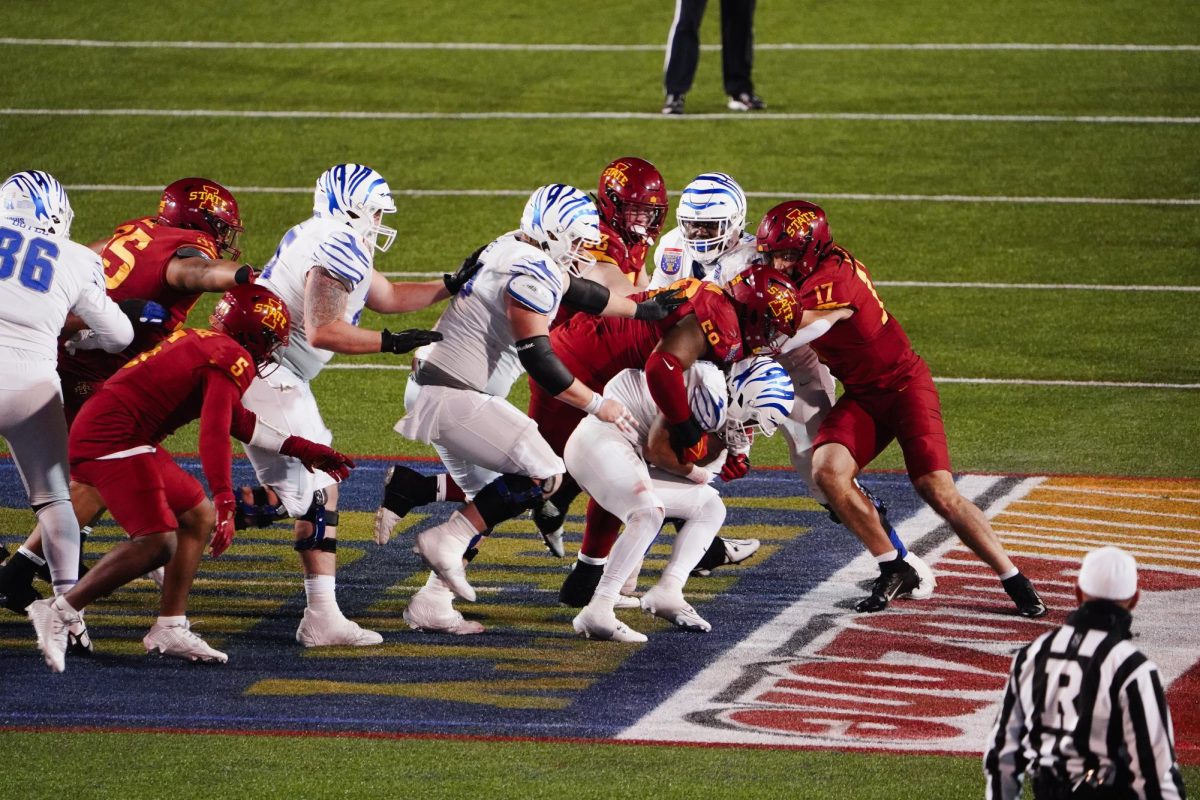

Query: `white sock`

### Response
(595, 508, 662, 602)
(50, 595, 80, 617)
(999, 567, 1019, 580)
(577, 553, 607, 567)
(156, 615, 186, 628)
(875, 549, 900, 564)
(435, 473, 448, 503)
(304, 574, 339, 613)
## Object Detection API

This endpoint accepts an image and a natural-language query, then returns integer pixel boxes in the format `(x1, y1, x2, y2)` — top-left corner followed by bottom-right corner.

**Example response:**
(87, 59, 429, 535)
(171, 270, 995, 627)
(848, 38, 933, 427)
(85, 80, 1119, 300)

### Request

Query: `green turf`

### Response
(2, 0, 1198, 795)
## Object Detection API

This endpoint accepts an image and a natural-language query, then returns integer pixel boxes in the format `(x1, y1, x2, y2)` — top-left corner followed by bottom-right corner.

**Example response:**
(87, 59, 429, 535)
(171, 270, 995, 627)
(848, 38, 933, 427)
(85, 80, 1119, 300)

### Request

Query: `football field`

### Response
(1, 1, 1198, 797)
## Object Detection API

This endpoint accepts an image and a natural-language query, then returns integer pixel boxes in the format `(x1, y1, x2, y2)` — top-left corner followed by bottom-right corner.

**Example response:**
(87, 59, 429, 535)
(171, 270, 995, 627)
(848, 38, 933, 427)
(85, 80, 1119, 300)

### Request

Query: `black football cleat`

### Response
(1002, 573, 1048, 618)
(855, 558, 920, 613)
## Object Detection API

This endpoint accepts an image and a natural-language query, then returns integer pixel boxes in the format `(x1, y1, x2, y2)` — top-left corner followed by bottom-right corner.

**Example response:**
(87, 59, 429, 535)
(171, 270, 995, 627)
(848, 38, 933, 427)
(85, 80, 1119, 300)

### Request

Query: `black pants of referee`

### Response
(663, 0, 757, 97)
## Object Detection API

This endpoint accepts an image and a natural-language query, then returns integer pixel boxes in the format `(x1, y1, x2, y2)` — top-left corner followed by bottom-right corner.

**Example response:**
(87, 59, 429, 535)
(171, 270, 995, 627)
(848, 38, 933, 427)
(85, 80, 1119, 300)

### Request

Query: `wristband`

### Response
(685, 465, 711, 484)
(583, 392, 604, 415)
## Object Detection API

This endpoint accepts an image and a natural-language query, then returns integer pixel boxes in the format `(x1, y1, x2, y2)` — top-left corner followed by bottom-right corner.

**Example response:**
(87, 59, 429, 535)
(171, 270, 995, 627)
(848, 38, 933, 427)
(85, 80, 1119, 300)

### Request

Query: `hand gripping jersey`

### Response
(797, 246, 922, 391)
(258, 215, 378, 382)
(648, 226, 757, 290)
(60, 217, 219, 383)
(0, 226, 127, 363)
(603, 362, 728, 446)
(550, 277, 743, 391)
(421, 232, 566, 396)
(69, 328, 255, 461)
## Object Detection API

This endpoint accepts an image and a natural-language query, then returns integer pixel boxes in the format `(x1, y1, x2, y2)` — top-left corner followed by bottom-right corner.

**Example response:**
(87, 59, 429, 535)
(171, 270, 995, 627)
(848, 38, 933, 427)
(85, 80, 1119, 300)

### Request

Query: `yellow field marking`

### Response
(246, 676, 590, 709)
(994, 477, 1200, 570)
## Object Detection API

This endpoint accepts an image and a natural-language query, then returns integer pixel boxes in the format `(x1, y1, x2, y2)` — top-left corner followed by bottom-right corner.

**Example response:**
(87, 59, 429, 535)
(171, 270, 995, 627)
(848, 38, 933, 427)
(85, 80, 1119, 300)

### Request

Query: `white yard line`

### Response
(1034, 485, 1200, 502)
(62, 184, 1200, 208)
(1001, 511, 1200, 534)
(4, 107, 1196, 124)
(3, 38, 1198, 53)
(318, 363, 1197, 390)
(1008, 498, 1200, 519)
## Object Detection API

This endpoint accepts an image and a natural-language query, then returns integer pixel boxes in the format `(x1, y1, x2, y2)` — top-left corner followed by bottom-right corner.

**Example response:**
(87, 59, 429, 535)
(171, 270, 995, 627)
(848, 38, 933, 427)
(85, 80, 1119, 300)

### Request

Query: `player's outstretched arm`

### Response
(645, 414, 713, 484)
(165, 256, 254, 293)
(197, 372, 242, 557)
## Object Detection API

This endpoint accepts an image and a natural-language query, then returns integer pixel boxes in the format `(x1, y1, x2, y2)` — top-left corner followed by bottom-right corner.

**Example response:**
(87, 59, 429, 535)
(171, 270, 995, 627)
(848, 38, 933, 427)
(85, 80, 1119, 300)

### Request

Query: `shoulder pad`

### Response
(506, 256, 562, 314)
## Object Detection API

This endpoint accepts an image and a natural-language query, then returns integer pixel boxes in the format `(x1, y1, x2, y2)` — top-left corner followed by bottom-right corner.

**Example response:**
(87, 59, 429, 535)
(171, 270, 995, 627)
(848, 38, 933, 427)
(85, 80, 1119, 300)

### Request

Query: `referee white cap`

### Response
(1078, 546, 1138, 601)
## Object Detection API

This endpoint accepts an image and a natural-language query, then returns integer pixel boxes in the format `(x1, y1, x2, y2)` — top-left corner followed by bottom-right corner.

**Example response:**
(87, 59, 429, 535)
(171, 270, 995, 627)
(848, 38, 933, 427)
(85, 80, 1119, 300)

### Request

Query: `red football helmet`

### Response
(157, 177, 244, 260)
(210, 283, 291, 369)
(755, 200, 832, 280)
(596, 157, 668, 247)
(725, 264, 802, 356)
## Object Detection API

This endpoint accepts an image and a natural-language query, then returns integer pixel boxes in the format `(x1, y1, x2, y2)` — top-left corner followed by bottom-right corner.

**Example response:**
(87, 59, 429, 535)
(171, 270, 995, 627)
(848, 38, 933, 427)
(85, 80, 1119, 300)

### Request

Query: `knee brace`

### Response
(474, 474, 548, 530)
(294, 490, 340, 552)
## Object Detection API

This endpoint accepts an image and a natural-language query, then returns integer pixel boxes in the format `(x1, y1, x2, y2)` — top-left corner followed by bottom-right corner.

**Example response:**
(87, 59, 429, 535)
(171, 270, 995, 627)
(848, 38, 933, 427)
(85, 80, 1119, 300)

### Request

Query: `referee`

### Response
(662, 0, 763, 114)
(984, 546, 1187, 799)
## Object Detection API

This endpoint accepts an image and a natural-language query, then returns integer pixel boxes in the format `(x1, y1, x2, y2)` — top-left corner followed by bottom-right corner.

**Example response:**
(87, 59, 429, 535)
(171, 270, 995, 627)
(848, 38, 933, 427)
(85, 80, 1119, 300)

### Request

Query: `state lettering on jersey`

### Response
(659, 248, 683, 277)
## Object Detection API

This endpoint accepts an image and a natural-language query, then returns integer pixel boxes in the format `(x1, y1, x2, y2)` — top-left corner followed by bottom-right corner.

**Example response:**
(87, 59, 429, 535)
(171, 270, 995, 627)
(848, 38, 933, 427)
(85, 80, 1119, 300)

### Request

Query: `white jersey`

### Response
(648, 227, 758, 290)
(420, 232, 566, 396)
(602, 362, 728, 446)
(0, 226, 132, 363)
(259, 215, 376, 382)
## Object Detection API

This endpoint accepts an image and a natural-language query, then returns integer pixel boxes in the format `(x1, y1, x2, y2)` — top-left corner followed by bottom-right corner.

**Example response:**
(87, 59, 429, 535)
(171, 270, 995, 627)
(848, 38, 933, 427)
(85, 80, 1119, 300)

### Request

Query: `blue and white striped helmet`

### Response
(690, 361, 730, 433)
(312, 163, 398, 252)
(520, 184, 601, 277)
(677, 172, 747, 266)
(1, 170, 74, 239)
(728, 357, 794, 436)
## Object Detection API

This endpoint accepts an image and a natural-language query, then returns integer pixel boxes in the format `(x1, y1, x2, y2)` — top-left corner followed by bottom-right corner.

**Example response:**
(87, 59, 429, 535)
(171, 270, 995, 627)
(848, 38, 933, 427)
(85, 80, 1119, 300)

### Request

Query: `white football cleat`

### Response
(572, 603, 647, 643)
(903, 553, 937, 600)
(295, 608, 383, 648)
(403, 573, 485, 635)
(613, 594, 641, 609)
(143, 619, 228, 663)
(539, 526, 565, 558)
(28, 598, 74, 673)
(414, 512, 477, 602)
(144, 566, 165, 589)
(640, 584, 711, 632)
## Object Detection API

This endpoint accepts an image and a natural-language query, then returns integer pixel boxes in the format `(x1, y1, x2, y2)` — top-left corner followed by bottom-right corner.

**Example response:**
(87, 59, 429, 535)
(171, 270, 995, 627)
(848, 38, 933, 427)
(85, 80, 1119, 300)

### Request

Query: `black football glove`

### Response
(443, 244, 486, 295)
(381, 328, 443, 354)
(633, 286, 686, 321)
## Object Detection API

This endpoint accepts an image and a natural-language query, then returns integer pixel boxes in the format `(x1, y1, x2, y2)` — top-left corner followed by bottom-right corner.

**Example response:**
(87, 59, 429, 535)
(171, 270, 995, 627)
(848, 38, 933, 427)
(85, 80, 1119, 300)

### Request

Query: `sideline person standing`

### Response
(662, 0, 764, 114)
(984, 546, 1187, 799)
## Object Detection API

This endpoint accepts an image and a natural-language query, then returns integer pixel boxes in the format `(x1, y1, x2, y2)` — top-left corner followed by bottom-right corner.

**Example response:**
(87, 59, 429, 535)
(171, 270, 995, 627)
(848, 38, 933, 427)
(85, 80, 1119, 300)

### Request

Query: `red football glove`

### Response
(720, 453, 750, 482)
(280, 436, 356, 482)
(211, 491, 237, 558)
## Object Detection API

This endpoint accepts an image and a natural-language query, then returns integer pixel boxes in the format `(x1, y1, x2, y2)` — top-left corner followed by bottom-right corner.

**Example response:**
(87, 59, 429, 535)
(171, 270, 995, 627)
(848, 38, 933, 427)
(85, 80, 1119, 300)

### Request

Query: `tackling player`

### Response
(0, 171, 133, 632)
(0, 176, 254, 621)
(27, 284, 355, 672)
(754, 199, 1047, 617)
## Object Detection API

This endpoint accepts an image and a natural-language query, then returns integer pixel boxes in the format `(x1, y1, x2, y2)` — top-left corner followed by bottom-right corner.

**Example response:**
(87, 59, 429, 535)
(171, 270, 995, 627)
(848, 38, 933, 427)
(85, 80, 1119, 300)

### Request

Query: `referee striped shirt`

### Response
(984, 601, 1187, 800)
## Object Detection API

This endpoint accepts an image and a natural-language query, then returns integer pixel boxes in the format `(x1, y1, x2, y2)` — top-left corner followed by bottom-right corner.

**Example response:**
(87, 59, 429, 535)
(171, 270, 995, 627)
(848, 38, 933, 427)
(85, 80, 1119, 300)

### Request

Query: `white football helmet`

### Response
(520, 184, 601, 276)
(1, 170, 74, 239)
(312, 163, 397, 252)
(676, 172, 747, 266)
(728, 357, 794, 436)
(689, 361, 730, 433)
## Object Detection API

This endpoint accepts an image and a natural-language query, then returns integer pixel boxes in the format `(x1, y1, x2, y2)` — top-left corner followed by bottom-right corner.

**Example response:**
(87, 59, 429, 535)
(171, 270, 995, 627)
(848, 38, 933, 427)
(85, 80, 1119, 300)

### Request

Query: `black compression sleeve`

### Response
(561, 275, 610, 315)
(516, 335, 574, 396)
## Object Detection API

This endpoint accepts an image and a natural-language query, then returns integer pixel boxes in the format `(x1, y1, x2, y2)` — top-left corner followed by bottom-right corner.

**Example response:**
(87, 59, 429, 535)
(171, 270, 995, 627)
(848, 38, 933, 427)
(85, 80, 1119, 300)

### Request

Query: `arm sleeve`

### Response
(229, 403, 257, 443)
(561, 274, 611, 315)
(983, 650, 1030, 800)
(645, 350, 691, 425)
(516, 335, 575, 396)
(197, 370, 242, 498)
(71, 265, 134, 353)
(1122, 665, 1187, 800)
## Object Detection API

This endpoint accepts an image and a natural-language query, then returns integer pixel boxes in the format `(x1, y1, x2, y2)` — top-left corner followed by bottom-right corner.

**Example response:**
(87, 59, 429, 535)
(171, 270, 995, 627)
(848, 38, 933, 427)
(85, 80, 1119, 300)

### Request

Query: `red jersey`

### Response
(550, 277, 742, 388)
(799, 247, 921, 392)
(551, 221, 649, 328)
(60, 217, 220, 385)
(69, 328, 255, 462)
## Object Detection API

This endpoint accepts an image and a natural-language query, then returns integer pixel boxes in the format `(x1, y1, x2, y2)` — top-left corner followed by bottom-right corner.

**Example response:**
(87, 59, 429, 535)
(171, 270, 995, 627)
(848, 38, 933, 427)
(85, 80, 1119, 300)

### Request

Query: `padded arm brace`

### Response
(516, 335, 575, 396)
